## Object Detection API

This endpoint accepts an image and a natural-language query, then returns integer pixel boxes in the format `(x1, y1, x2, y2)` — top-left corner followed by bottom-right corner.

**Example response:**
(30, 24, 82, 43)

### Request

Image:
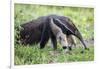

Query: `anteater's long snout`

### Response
(75, 30, 89, 50)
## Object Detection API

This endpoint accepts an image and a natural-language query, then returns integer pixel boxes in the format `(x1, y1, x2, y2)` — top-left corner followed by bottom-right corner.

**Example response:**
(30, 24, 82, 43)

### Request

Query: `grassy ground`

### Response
(14, 4, 94, 65)
(15, 44, 94, 65)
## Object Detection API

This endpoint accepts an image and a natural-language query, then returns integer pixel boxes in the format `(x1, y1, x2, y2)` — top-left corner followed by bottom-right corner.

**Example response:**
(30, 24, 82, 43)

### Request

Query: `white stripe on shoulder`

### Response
(55, 18, 74, 34)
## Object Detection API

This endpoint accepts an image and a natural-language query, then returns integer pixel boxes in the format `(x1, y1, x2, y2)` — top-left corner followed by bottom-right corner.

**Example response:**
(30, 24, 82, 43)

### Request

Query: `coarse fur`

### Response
(47, 15, 89, 51)
(49, 17, 68, 51)
(67, 35, 76, 50)
(19, 14, 89, 52)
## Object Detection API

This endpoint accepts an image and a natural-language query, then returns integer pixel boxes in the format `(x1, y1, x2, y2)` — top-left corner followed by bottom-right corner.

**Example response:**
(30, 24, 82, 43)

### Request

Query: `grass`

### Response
(14, 4, 94, 65)
(15, 44, 94, 65)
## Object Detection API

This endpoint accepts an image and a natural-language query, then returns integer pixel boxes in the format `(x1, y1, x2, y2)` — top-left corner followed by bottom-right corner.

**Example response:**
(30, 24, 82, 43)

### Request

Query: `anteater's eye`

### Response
(59, 36, 62, 40)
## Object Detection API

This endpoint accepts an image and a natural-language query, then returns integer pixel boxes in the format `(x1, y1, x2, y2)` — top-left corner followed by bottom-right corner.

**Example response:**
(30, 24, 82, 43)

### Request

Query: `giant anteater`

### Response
(19, 14, 89, 52)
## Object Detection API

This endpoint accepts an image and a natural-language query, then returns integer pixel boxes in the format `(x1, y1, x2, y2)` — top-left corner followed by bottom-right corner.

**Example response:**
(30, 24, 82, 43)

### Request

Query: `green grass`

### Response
(14, 4, 94, 65)
(15, 44, 94, 65)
